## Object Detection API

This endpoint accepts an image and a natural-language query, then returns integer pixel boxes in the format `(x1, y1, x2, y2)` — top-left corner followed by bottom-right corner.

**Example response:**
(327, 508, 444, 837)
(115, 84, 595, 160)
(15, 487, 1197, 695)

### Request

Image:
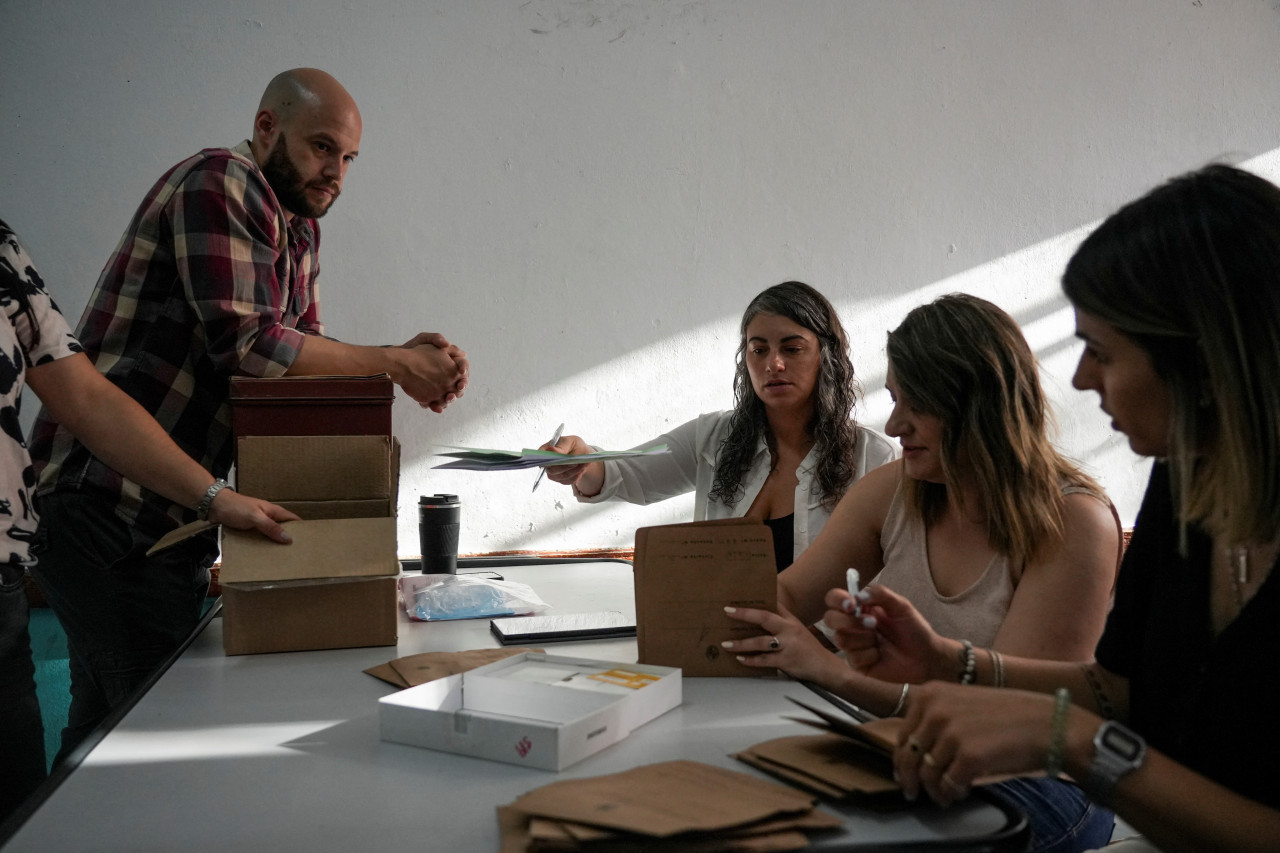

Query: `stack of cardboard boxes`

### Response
(156, 375, 402, 655)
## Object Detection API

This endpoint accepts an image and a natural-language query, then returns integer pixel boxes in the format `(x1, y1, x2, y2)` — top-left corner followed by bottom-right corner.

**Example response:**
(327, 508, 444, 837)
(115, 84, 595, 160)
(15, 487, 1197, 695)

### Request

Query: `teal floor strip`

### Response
(28, 608, 69, 771)
(27, 599, 216, 771)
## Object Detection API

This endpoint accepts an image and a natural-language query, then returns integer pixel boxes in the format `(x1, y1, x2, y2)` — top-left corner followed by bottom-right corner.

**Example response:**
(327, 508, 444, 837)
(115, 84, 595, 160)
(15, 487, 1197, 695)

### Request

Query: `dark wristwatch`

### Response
(1085, 720, 1146, 803)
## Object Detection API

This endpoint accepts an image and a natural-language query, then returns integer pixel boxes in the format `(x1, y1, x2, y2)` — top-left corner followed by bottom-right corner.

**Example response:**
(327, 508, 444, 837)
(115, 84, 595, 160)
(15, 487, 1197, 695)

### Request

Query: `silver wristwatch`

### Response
(1085, 720, 1146, 803)
(196, 478, 230, 520)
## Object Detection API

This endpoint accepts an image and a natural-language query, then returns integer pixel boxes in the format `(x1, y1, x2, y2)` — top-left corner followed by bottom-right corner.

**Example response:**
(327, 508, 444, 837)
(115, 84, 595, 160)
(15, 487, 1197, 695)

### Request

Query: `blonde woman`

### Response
(728, 294, 1121, 853)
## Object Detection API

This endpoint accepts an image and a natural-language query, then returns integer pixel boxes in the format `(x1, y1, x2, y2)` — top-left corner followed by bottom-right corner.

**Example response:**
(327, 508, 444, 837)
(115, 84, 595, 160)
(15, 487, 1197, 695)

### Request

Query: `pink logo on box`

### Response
(515, 736, 532, 758)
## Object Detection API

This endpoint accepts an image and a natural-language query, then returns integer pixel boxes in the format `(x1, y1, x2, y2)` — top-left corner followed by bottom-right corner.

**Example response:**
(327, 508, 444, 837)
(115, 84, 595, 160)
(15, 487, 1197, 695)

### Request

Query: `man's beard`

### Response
(261, 134, 339, 219)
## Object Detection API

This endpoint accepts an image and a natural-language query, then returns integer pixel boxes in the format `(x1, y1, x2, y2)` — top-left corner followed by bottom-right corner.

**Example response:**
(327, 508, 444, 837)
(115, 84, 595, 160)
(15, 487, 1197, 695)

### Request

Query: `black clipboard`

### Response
(489, 611, 637, 644)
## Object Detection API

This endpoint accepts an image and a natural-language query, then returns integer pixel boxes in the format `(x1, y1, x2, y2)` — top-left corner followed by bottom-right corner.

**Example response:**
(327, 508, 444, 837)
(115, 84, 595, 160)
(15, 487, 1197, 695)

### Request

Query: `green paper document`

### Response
(432, 444, 669, 471)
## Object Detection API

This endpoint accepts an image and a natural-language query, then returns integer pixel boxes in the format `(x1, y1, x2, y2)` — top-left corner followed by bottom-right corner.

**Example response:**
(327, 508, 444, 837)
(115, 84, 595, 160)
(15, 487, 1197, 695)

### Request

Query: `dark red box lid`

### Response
(230, 374, 394, 437)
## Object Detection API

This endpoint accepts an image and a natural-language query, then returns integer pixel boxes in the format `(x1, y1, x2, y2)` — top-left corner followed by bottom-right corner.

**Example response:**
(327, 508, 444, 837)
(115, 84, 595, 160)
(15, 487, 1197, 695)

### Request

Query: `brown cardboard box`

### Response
(633, 519, 776, 676)
(150, 433, 401, 655)
(225, 433, 399, 655)
(234, 433, 395, 520)
(229, 374, 394, 437)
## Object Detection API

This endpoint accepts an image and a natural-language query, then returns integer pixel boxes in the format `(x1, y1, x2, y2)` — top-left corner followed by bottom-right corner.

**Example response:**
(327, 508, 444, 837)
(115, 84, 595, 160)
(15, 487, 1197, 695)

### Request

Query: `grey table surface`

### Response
(2, 561, 1017, 852)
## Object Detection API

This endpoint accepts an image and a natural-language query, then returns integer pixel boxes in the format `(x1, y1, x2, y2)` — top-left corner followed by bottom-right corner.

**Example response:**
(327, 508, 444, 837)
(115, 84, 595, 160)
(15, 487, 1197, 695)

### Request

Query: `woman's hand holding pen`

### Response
(539, 434, 606, 497)
(822, 583, 960, 685)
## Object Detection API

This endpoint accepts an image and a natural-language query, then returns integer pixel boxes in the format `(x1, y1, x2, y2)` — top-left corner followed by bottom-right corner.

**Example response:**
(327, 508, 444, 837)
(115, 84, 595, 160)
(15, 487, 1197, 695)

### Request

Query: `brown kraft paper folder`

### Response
(634, 519, 776, 676)
(753, 698, 1022, 793)
(363, 647, 546, 688)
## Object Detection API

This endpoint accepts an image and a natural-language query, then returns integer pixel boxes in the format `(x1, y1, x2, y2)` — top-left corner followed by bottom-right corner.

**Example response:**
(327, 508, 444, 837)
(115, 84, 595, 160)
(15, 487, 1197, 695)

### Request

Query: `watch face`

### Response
(1100, 723, 1144, 761)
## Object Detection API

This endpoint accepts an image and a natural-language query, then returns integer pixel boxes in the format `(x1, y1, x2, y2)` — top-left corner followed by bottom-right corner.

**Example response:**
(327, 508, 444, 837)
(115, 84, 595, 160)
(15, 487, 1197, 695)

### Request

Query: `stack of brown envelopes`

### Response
(734, 732, 900, 800)
(733, 698, 904, 799)
(737, 698, 1016, 798)
(497, 760, 844, 852)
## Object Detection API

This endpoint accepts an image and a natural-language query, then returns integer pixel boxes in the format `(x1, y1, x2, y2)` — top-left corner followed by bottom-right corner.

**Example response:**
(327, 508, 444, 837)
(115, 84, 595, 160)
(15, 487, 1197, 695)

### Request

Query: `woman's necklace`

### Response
(1231, 546, 1249, 610)
(1225, 541, 1278, 612)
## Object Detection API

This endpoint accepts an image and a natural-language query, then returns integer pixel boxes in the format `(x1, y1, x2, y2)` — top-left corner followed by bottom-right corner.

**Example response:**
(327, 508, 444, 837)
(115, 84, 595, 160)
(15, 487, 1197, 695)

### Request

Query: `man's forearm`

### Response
(28, 354, 214, 511)
(286, 333, 401, 378)
(287, 333, 467, 410)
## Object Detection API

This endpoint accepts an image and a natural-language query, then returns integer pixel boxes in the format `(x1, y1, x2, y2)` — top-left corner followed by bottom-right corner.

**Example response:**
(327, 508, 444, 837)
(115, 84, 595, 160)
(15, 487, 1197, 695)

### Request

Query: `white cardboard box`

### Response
(378, 652, 682, 770)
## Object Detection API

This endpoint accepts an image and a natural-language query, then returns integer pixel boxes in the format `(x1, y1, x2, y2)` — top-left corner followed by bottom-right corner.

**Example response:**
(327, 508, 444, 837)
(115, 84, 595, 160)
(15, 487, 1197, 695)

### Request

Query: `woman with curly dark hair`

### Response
(542, 281, 896, 571)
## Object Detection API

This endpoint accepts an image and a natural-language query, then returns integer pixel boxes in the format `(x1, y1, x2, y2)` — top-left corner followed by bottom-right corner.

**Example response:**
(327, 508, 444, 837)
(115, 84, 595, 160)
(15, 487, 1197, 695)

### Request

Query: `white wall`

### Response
(5, 1, 1280, 556)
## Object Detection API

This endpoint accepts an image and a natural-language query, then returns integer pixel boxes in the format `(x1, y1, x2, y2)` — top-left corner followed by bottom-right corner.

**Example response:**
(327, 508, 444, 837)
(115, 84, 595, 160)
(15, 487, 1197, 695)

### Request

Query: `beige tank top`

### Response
(874, 480, 1109, 647)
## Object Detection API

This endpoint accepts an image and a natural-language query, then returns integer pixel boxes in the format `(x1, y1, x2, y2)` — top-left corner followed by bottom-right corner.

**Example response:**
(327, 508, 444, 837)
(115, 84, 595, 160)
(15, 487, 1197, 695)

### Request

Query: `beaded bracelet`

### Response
(958, 639, 976, 684)
(1045, 687, 1071, 777)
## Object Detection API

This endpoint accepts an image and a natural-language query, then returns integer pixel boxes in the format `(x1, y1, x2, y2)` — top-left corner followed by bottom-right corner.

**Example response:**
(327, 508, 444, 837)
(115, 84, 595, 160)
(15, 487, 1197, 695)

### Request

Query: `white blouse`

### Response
(577, 410, 897, 562)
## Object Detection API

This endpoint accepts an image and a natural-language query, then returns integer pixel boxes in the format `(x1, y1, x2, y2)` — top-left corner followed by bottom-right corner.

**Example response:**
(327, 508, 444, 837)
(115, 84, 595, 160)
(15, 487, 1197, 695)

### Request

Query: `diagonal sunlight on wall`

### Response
(400, 149, 1280, 553)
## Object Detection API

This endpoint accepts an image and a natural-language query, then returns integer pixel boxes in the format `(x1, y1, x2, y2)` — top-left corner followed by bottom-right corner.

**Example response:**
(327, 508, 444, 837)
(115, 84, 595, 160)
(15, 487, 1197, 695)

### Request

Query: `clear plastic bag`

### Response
(398, 573, 550, 622)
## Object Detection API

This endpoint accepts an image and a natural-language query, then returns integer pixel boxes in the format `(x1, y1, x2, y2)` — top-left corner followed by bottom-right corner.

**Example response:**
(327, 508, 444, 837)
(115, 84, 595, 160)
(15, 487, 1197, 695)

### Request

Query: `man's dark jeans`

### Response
(31, 492, 215, 766)
(0, 562, 46, 823)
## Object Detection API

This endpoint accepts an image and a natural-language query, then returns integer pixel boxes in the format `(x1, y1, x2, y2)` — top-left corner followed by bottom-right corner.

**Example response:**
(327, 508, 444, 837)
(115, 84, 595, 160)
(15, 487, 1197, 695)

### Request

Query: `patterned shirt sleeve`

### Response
(0, 221, 82, 368)
(0, 219, 82, 563)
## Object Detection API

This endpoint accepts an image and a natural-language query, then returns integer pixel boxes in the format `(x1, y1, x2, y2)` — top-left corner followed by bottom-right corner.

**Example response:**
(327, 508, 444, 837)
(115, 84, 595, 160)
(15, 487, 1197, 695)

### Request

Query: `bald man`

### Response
(27, 69, 467, 763)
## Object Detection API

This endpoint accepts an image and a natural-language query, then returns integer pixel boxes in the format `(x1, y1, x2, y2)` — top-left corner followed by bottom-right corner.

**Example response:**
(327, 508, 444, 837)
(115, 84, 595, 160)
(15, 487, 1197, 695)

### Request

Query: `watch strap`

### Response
(1084, 720, 1146, 804)
(196, 479, 230, 520)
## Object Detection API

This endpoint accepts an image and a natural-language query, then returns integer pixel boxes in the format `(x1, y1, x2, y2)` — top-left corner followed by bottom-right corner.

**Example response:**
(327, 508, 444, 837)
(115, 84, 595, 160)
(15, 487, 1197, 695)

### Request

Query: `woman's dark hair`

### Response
(709, 281, 863, 511)
(1062, 163, 1280, 547)
(889, 293, 1099, 568)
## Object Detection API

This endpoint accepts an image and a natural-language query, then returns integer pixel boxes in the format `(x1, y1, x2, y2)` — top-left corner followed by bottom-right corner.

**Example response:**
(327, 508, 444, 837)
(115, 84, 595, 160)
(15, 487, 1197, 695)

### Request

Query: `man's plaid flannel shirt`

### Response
(30, 141, 325, 538)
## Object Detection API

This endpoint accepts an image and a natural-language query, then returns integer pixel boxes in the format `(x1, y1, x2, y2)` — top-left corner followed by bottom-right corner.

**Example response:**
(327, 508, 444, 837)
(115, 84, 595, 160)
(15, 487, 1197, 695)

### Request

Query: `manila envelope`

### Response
(505, 759, 815, 838)
(363, 646, 544, 687)
(734, 732, 900, 798)
(781, 698, 1023, 789)
(634, 519, 776, 676)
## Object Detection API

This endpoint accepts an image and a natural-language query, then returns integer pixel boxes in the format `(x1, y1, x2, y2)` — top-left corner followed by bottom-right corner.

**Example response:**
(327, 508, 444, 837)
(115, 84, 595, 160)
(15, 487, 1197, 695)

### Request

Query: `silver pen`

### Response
(532, 422, 565, 492)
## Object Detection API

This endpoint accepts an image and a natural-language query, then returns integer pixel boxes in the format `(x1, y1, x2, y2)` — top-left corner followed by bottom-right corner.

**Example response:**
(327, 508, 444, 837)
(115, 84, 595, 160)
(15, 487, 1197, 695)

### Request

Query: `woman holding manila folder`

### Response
(540, 280, 897, 573)
(822, 165, 1280, 852)
(724, 293, 1122, 852)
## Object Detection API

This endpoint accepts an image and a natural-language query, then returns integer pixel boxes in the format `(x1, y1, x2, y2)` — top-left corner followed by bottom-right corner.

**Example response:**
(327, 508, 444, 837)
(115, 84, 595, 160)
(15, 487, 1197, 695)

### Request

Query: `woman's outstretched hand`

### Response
(539, 435, 606, 496)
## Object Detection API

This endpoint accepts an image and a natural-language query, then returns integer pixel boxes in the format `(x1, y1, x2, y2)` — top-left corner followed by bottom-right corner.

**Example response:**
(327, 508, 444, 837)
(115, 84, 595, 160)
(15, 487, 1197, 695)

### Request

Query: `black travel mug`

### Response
(418, 494, 461, 574)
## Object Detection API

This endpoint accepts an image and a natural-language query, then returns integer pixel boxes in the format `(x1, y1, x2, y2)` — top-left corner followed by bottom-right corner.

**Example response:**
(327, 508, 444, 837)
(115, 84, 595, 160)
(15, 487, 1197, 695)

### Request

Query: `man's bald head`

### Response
(256, 68, 360, 130)
(250, 69, 363, 220)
